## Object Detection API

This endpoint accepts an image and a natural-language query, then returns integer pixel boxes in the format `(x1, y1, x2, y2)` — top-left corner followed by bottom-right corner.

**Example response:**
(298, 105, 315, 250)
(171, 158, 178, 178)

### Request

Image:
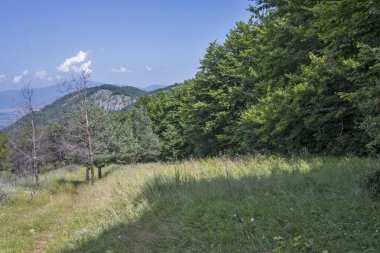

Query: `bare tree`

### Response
(59, 71, 107, 185)
(10, 84, 46, 185)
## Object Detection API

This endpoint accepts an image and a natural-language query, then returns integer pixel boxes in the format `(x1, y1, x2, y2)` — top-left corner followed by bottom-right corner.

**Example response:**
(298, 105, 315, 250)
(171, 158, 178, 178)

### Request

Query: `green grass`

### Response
(1, 156, 380, 252)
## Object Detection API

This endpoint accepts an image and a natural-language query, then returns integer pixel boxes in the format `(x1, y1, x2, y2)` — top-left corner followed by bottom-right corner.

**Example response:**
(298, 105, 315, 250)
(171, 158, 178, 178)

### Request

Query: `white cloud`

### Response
(79, 61, 92, 74)
(13, 75, 23, 84)
(56, 51, 88, 72)
(111, 67, 132, 73)
(145, 66, 152, 71)
(0, 74, 5, 82)
(13, 70, 28, 84)
(35, 70, 48, 79)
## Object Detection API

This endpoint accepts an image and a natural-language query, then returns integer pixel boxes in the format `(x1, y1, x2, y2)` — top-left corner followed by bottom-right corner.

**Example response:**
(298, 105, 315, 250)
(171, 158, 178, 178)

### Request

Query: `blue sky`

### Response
(0, 0, 252, 91)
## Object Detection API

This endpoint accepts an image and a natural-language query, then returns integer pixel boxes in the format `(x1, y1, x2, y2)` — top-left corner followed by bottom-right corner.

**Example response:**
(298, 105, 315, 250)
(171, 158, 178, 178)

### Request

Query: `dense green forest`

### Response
(134, 0, 380, 160)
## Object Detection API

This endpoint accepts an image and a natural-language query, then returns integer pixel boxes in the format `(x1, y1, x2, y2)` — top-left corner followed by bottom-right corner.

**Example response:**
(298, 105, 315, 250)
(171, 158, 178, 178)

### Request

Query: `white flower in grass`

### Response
(76, 227, 89, 235)
(250, 217, 255, 222)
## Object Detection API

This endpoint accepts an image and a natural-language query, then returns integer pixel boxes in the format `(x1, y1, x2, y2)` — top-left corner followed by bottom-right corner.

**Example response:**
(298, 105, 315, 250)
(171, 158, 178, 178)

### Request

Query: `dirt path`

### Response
(32, 192, 77, 253)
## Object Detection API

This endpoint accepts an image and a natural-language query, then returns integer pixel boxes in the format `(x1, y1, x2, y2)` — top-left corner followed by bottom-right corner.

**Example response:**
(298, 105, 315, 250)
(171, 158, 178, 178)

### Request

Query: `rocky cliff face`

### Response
(90, 89, 136, 111)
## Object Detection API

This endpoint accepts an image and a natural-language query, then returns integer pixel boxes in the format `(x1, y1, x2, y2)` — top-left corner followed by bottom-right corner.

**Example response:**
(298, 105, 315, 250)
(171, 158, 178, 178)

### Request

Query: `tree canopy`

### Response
(139, 0, 380, 159)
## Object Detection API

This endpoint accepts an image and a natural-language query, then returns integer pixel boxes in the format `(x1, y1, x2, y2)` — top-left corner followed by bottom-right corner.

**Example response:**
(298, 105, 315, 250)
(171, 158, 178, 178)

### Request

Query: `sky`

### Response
(0, 0, 252, 91)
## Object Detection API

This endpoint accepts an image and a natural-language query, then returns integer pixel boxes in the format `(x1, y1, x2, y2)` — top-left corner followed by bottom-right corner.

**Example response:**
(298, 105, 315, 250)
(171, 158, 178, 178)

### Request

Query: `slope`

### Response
(6, 84, 147, 130)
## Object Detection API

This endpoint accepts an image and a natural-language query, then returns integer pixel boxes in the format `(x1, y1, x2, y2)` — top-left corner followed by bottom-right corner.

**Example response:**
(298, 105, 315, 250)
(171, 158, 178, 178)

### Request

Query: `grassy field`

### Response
(0, 156, 380, 252)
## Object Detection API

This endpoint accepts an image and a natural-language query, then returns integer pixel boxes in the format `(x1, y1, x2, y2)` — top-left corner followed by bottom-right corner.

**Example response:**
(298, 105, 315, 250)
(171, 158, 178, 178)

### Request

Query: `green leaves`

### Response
(137, 0, 380, 159)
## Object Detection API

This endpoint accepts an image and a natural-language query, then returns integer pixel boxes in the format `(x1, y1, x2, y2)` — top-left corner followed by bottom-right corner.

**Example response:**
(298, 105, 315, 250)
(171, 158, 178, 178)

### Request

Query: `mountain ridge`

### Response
(0, 82, 169, 127)
(5, 84, 147, 131)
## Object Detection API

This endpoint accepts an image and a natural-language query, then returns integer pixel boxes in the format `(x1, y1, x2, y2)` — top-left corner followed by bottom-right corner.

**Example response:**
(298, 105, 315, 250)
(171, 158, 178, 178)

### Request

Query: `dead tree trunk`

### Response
(59, 70, 102, 186)
(30, 100, 39, 186)
(17, 84, 43, 186)
(83, 83, 95, 185)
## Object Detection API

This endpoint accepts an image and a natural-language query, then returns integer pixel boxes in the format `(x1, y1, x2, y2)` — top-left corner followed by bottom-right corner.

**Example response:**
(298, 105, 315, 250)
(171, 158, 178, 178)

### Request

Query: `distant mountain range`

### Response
(0, 82, 169, 128)
(0, 112, 19, 129)
(149, 83, 182, 94)
(142, 84, 167, 92)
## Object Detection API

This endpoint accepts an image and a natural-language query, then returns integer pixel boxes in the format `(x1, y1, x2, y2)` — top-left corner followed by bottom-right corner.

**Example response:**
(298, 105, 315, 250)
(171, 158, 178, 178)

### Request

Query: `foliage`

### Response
(45, 122, 67, 167)
(130, 108, 161, 161)
(340, 44, 380, 152)
(364, 168, 380, 199)
(97, 113, 139, 164)
(139, 87, 188, 160)
(139, 0, 380, 159)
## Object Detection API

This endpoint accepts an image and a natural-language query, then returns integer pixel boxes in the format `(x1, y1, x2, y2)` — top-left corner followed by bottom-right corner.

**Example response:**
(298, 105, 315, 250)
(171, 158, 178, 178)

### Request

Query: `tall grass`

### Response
(0, 156, 379, 252)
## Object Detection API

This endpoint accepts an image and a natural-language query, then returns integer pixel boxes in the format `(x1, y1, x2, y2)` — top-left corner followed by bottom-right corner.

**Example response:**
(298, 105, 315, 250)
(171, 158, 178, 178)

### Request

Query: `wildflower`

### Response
(76, 228, 89, 236)
(250, 217, 255, 222)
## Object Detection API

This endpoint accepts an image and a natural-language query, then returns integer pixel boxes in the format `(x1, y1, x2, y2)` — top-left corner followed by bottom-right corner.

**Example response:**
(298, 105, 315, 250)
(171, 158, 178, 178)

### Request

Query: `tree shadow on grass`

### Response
(61, 161, 380, 253)
(54, 165, 121, 188)
(102, 165, 122, 178)
(56, 178, 85, 188)
(62, 222, 158, 253)
(48, 166, 121, 195)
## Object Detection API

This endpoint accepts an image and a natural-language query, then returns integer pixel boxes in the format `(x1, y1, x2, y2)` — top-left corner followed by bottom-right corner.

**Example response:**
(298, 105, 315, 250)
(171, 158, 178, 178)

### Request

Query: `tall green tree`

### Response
(131, 108, 161, 161)
(98, 113, 139, 164)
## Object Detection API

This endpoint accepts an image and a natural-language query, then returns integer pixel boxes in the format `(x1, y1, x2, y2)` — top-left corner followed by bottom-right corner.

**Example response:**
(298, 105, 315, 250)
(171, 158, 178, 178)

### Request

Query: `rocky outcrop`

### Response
(90, 89, 135, 111)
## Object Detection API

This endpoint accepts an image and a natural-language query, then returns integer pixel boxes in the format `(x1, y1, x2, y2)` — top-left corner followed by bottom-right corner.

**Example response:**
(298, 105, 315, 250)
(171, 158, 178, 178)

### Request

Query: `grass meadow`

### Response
(0, 155, 380, 252)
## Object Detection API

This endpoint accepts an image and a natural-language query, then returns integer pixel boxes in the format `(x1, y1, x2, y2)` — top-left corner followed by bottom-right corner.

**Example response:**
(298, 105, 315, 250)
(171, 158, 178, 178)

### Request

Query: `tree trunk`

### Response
(98, 165, 102, 179)
(86, 166, 90, 183)
(31, 104, 38, 186)
(90, 164, 95, 185)
(83, 94, 95, 186)
(35, 170, 39, 186)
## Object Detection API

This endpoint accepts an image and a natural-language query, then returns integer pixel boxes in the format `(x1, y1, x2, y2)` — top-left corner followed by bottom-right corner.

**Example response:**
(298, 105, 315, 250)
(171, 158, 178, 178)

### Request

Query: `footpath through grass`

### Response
(0, 156, 380, 252)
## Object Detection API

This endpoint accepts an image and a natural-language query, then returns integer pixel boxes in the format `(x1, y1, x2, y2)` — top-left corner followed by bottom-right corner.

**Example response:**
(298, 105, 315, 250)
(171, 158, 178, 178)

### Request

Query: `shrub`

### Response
(365, 169, 380, 198)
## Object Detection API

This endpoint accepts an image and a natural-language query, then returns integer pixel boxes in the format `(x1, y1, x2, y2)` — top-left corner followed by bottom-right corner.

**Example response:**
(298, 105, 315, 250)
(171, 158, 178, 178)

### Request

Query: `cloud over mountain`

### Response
(13, 70, 28, 84)
(111, 67, 132, 73)
(35, 70, 48, 79)
(56, 51, 88, 73)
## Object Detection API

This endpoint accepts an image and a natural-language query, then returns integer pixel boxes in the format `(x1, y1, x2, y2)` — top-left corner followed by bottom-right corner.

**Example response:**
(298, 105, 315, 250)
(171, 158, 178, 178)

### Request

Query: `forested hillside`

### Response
(0, 80, 160, 185)
(137, 0, 380, 160)
(6, 84, 147, 130)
